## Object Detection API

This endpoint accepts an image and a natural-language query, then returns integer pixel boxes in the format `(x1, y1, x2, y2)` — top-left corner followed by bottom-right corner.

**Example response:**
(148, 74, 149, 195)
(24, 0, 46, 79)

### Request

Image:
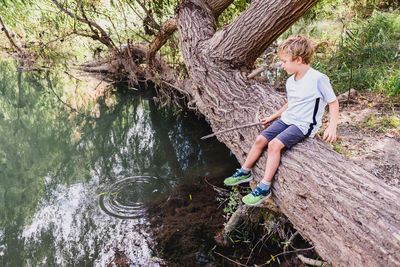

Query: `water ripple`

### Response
(99, 176, 171, 219)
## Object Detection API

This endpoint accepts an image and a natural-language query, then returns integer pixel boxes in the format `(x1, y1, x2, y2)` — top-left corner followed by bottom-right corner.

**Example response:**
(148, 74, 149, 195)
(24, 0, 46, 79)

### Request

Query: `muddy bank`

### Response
(146, 176, 318, 266)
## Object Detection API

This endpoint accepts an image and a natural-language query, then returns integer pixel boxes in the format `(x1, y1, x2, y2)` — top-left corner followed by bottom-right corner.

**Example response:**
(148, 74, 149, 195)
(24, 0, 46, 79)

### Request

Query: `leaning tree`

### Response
(174, 0, 400, 266)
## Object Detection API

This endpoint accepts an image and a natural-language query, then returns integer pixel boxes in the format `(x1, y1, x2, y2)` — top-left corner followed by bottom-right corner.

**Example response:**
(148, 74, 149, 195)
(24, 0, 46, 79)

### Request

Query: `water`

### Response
(0, 59, 238, 266)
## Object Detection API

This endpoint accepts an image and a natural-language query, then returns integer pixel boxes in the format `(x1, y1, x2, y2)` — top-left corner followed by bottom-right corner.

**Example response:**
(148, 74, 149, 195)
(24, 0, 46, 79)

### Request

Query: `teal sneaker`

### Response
(224, 169, 252, 186)
(242, 186, 271, 206)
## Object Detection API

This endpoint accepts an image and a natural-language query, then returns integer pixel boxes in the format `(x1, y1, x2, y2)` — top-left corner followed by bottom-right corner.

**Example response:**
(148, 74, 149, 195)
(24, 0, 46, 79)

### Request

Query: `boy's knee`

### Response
(254, 135, 268, 148)
(268, 138, 284, 152)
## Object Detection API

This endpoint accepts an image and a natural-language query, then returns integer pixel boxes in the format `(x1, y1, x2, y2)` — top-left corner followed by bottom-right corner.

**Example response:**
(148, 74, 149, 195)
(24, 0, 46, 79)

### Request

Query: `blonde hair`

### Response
(277, 35, 315, 64)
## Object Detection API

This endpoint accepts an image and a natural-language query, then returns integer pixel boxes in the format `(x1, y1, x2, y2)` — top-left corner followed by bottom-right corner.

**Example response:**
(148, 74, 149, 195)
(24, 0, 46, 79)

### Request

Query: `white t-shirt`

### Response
(281, 67, 336, 137)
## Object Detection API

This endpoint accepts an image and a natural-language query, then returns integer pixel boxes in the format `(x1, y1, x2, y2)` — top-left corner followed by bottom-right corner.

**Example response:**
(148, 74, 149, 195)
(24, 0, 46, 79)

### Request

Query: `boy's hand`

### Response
(324, 99, 339, 143)
(323, 125, 337, 143)
(260, 116, 274, 127)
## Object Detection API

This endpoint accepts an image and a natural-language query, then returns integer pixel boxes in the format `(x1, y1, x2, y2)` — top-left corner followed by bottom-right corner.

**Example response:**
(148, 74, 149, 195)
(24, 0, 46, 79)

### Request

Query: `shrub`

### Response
(314, 10, 400, 95)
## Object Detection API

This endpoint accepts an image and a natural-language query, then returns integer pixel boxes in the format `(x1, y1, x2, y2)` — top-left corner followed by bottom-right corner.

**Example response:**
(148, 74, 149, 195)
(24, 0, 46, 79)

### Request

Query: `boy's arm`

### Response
(323, 99, 339, 143)
(261, 103, 288, 126)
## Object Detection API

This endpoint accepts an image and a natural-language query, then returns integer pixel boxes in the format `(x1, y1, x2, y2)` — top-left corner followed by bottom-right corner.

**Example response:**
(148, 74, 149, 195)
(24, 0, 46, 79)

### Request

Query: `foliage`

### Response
(279, 1, 400, 97)
(316, 10, 400, 95)
(217, 0, 251, 28)
(363, 113, 400, 133)
(386, 73, 400, 96)
(1, 0, 399, 98)
(222, 186, 241, 215)
(0, 0, 165, 67)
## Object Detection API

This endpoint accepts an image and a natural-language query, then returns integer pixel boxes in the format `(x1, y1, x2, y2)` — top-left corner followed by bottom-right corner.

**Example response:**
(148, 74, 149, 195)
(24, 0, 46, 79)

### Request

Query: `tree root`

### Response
(298, 254, 329, 266)
(224, 205, 249, 234)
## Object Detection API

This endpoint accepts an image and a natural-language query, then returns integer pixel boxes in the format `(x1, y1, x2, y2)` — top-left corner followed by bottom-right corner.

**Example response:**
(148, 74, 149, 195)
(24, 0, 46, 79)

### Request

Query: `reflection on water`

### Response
(0, 59, 238, 266)
(22, 176, 154, 266)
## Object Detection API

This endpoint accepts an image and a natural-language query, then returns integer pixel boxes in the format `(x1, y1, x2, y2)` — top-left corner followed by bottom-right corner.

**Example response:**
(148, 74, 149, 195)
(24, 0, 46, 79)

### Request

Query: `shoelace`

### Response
(232, 169, 243, 177)
(252, 186, 268, 197)
(233, 169, 251, 178)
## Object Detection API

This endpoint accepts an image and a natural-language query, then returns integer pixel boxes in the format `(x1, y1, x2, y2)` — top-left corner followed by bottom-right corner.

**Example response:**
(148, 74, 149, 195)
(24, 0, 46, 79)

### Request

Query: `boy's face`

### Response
(278, 52, 302, 75)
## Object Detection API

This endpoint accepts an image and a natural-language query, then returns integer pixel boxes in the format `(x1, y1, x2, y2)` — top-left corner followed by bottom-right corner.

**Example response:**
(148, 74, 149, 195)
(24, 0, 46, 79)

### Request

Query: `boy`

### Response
(224, 34, 339, 205)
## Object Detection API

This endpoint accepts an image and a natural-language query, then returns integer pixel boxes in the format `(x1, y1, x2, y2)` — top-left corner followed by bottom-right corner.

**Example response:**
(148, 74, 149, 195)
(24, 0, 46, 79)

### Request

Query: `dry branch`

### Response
(223, 205, 249, 234)
(201, 122, 262, 140)
(50, 0, 117, 51)
(0, 16, 23, 53)
(298, 254, 329, 266)
(247, 65, 267, 79)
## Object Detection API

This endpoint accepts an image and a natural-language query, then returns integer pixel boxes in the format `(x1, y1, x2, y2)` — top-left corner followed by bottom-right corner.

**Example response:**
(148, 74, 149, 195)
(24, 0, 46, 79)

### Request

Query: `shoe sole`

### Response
(243, 193, 272, 206)
(224, 176, 252, 186)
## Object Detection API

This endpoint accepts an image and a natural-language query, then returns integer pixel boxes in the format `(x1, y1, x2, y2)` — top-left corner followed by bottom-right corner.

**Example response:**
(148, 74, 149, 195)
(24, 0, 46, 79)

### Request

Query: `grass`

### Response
(363, 113, 400, 134)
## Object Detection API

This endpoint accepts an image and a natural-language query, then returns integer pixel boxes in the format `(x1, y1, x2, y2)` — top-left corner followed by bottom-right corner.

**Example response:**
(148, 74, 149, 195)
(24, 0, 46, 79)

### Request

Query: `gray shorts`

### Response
(261, 119, 305, 149)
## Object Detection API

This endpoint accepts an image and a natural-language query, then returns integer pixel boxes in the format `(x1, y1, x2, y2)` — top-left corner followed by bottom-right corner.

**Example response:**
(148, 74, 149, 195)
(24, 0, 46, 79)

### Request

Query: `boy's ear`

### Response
(296, 56, 304, 64)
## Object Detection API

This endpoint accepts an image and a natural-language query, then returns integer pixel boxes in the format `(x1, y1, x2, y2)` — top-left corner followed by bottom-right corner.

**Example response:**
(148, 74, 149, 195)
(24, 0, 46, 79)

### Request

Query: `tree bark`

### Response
(177, 0, 400, 266)
(146, 0, 234, 65)
(207, 0, 319, 69)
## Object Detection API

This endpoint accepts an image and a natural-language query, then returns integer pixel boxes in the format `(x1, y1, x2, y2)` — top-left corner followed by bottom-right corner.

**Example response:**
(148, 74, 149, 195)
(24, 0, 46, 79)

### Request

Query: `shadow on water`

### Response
(0, 59, 238, 266)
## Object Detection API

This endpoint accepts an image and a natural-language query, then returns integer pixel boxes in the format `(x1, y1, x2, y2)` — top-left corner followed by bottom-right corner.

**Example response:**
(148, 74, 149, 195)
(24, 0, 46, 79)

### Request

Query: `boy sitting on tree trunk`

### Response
(224, 34, 339, 205)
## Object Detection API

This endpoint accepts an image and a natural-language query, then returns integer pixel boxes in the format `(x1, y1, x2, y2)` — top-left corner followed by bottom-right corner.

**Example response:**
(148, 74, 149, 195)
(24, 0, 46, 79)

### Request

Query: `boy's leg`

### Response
(242, 124, 305, 205)
(261, 138, 285, 183)
(243, 135, 269, 169)
(224, 120, 289, 186)
(224, 135, 268, 186)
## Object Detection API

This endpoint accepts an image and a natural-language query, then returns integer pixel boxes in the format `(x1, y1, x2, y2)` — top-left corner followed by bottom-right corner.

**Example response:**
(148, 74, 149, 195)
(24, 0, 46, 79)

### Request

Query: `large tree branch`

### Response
(147, 17, 177, 65)
(147, 0, 234, 65)
(207, 0, 319, 69)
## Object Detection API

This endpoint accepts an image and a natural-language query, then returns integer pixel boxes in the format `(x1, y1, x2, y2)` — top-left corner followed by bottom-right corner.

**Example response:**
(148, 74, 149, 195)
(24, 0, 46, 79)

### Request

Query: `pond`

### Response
(0, 59, 238, 266)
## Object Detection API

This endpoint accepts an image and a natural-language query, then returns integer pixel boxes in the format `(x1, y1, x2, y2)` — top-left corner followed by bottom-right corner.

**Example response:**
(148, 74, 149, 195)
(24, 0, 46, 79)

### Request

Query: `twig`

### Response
(0, 16, 23, 53)
(64, 71, 82, 82)
(247, 65, 267, 79)
(161, 80, 187, 94)
(258, 247, 315, 266)
(50, 0, 117, 51)
(246, 232, 273, 265)
(283, 230, 298, 252)
(43, 32, 75, 47)
(201, 122, 262, 140)
(298, 254, 329, 266)
(213, 251, 250, 267)
(204, 177, 228, 193)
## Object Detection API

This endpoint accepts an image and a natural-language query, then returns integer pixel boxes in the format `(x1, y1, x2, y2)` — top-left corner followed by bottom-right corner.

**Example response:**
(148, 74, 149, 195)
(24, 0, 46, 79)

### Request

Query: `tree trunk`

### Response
(177, 0, 400, 266)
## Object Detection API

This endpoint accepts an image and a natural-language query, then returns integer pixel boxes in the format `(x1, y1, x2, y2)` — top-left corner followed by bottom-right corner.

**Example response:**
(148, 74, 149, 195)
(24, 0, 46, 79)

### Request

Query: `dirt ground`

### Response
(329, 92, 400, 187)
